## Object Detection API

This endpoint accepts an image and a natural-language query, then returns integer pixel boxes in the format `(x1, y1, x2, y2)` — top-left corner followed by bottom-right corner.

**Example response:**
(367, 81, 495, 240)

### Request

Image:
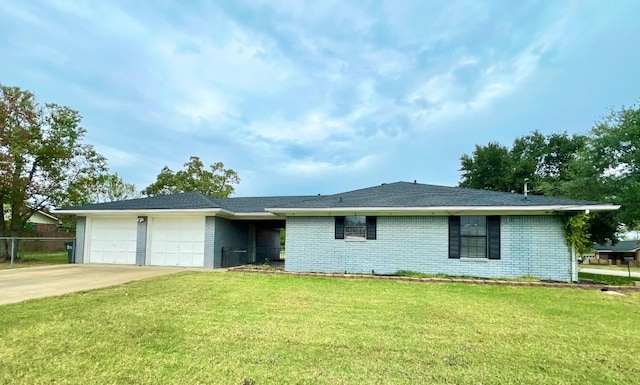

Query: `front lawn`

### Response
(0, 252, 68, 270)
(1, 272, 639, 384)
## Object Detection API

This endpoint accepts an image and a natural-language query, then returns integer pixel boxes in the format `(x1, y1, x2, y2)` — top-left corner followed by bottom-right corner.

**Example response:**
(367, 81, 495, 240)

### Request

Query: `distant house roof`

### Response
(594, 240, 640, 253)
(29, 210, 60, 224)
(3, 206, 59, 224)
(57, 181, 620, 217)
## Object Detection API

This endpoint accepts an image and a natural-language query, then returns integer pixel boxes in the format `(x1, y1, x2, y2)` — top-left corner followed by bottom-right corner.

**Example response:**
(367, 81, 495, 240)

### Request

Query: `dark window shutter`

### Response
(487, 216, 501, 260)
(366, 216, 377, 240)
(335, 216, 345, 239)
(448, 216, 461, 259)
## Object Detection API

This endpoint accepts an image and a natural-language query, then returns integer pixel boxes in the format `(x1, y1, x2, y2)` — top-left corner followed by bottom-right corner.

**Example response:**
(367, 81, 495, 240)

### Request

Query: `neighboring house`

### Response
(3, 207, 60, 233)
(593, 240, 640, 263)
(57, 181, 619, 282)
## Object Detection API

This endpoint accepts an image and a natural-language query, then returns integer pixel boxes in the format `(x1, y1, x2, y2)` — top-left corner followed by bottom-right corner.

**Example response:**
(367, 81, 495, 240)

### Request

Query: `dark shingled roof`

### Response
(62, 192, 220, 211)
(59, 181, 611, 213)
(214, 196, 318, 213)
(268, 182, 607, 209)
(60, 191, 318, 212)
(594, 240, 640, 252)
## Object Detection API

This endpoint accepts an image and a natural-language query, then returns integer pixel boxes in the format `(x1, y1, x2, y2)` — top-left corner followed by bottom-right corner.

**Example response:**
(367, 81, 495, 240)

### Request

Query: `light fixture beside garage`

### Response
(137, 217, 145, 223)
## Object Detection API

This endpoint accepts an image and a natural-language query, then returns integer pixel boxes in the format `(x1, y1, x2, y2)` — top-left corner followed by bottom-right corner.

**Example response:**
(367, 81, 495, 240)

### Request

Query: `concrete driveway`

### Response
(0, 264, 190, 305)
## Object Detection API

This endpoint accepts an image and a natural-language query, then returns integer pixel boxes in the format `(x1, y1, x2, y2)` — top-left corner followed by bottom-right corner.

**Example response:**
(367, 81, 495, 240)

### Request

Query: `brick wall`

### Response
(285, 215, 571, 282)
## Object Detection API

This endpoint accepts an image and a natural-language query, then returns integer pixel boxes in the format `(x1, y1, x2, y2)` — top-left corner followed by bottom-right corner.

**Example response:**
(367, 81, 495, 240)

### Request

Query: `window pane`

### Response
(345, 216, 366, 226)
(461, 237, 486, 258)
(345, 216, 366, 238)
(461, 216, 486, 236)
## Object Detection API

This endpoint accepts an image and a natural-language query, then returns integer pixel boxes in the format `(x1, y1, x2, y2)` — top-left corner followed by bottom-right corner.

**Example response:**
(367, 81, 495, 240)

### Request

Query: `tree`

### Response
(0, 85, 107, 259)
(142, 156, 239, 197)
(459, 142, 513, 191)
(578, 104, 639, 228)
(89, 173, 139, 203)
(459, 131, 587, 194)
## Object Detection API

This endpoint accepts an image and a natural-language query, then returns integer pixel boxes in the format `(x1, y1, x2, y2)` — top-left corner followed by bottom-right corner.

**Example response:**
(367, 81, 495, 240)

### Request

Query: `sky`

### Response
(1, 0, 639, 197)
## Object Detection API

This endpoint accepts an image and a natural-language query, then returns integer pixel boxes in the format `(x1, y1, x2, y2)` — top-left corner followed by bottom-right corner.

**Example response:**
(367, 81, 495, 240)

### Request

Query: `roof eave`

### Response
(265, 204, 621, 216)
(53, 208, 232, 216)
(54, 208, 281, 220)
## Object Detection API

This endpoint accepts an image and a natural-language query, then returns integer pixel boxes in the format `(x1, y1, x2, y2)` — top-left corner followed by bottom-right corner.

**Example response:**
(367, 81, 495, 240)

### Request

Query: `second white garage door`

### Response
(148, 216, 205, 267)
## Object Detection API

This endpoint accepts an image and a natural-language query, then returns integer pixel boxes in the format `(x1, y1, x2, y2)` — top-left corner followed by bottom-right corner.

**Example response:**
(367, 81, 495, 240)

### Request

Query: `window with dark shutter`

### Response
(450, 215, 501, 259)
(448, 216, 461, 259)
(335, 216, 345, 239)
(487, 216, 501, 259)
(366, 216, 377, 240)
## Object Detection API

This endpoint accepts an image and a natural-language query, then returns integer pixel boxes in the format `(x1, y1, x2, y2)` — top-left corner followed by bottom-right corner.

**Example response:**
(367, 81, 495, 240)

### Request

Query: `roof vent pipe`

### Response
(413, 180, 417, 184)
(524, 178, 529, 200)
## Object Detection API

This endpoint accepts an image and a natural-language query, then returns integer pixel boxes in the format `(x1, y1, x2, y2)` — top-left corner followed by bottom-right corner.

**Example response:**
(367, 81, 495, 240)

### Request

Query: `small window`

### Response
(335, 216, 377, 240)
(345, 216, 367, 239)
(460, 216, 487, 258)
(449, 216, 500, 259)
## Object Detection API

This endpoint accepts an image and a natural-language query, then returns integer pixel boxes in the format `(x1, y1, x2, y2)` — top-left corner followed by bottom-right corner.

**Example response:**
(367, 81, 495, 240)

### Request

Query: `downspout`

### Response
(570, 243, 577, 283)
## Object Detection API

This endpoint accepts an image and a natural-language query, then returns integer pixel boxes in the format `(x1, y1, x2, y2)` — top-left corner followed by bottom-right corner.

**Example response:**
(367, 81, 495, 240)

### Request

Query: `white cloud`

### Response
(174, 89, 228, 124)
(282, 155, 376, 175)
(248, 112, 352, 144)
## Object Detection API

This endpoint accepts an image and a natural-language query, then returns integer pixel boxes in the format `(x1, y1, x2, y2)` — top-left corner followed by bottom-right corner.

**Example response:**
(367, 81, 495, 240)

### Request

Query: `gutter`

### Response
(53, 208, 281, 220)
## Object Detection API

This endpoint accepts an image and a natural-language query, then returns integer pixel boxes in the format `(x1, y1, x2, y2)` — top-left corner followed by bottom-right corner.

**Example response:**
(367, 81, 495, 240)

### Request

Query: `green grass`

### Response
(579, 272, 640, 286)
(1, 272, 640, 384)
(582, 263, 640, 272)
(394, 269, 449, 278)
(0, 251, 68, 270)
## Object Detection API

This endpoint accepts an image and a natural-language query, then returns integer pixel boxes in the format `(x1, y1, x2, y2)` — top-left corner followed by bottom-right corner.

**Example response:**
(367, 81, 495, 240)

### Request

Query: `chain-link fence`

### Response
(0, 237, 75, 268)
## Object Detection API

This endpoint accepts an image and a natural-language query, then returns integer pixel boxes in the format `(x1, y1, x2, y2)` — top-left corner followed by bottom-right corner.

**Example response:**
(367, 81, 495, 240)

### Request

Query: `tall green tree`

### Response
(142, 156, 239, 197)
(577, 104, 639, 228)
(459, 131, 587, 194)
(459, 142, 513, 191)
(89, 173, 139, 203)
(0, 85, 107, 259)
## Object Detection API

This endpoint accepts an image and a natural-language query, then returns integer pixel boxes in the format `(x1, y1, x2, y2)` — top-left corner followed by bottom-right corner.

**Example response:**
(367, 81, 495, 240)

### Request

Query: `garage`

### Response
(87, 217, 137, 264)
(147, 216, 205, 267)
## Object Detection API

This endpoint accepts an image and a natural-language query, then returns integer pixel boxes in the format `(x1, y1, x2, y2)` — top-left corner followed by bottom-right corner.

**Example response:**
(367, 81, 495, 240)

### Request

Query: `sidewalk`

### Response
(579, 267, 640, 278)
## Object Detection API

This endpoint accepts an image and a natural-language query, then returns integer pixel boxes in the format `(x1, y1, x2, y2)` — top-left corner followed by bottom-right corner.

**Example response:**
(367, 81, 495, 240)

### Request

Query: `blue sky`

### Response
(2, 1, 639, 197)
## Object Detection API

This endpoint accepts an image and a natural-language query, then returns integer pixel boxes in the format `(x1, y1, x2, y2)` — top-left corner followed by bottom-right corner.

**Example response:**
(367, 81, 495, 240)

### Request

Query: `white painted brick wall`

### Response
(285, 215, 571, 282)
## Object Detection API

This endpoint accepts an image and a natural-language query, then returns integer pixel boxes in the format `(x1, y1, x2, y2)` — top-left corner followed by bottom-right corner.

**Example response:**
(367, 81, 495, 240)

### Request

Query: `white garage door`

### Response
(148, 216, 205, 267)
(88, 217, 137, 264)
